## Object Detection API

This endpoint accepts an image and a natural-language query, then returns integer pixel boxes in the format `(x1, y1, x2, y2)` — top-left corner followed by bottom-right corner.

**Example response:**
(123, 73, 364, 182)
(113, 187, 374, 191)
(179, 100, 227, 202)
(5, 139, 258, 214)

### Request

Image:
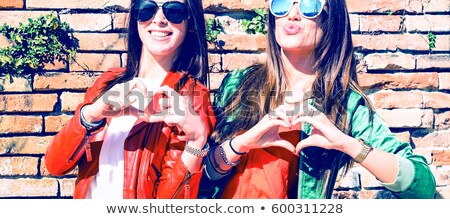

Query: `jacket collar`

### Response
(127, 70, 189, 137)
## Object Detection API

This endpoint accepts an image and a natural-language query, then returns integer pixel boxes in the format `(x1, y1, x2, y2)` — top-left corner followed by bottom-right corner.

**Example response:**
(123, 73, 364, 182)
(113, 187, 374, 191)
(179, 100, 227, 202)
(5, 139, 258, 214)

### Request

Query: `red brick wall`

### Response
(0, 0, 449, 198)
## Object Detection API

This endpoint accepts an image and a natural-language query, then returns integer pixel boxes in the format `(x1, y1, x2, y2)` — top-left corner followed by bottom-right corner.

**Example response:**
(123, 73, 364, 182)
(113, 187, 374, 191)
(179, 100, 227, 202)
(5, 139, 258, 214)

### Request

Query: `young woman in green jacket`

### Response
(199, 0, 436, 199)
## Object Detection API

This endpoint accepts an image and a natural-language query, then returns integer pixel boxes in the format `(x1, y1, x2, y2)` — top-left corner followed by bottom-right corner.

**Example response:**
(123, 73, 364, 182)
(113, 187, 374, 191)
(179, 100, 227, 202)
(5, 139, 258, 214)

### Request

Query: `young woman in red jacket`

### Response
(45, 0, 215, 199)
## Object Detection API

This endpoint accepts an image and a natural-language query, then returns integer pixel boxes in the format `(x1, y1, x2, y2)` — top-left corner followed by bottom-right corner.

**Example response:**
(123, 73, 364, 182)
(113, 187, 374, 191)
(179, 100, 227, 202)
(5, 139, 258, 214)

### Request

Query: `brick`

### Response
(349, 14, 359, 32)
(0, 136, 52, 154)
(353, 34, 429, 51)
(364, 53, 415, 70)
(59, 178, 76, 197)
(432, 150, 450, 166)
(376, 109, 433, 128)
(359, 190, 396, 199)
(413, 148, 433, 164)
(44, 115, 73, 133)
(34, 72, 100, 91)
(435, 35, 450, 52)
(0, 74, 32, 92)
(0, 11, 46, 27)
(373, 91, 422, 109)
(435, 186, 450, 199)
(0, 116, 42, 134)
(439, 73, 450, 90)
(0, 35, 9, 49)
(0, 157, 38, 176)
(43, 60, 67, 71)
(208, 53, 221, 73)
(0, 178, 58, 197)
(222, 53, 266, 71)
(394, 131, 411, 144)
(352, 166, 382, 189)
(60, 13, 112, 32)
(121, 53, 128, 67)
(61, 92, 85, 112)
(347, 0, 412, 13)
(0, 94, 58, 112)
(435, 111, 450, 130)
(332, 190, 359, 199)
(209, 72, 227, 91)
(358, 73, 439, 90)
(0, 0, 24, 8)
(74, 33, 126, 51)
(113, 13, 129, 30)
(423, 92, 450, 109)
(413, 130, 450, 148)
(70, 53, 121, 72)
(360, 15, 403, 32)
(215, 15, 245, 34)
(40, 156, 78, 177)
(26, 0, 130, 9)
(405, 15, 450, 32)
(422, 0, 450, 13)
(209, 34, 267, 52)
(417, 54, 450, 69)
(431, 166, 450, 186)
(203, 0, 267, 11)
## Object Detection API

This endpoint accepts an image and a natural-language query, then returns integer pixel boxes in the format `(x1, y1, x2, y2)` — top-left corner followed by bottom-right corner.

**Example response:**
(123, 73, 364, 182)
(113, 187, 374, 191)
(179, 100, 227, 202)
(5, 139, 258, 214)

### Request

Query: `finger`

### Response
(274, 107, 292, 126)
(291, 116, 322, 130)
(128, 78, 148, 98)
(265, 118, 291, 129)
(177, 135, 189, 142)
(159, 97, 171, 110)
(163, 115, 183, 127)
(105, 95, 124, 112)
(270, 139, 296, 154)
(295, 137, 315, 154)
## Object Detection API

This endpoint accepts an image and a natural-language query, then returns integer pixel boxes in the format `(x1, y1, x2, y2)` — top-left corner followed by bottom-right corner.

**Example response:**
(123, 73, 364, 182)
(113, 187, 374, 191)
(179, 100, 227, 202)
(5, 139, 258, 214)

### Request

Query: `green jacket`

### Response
(200, 68, 436, 199)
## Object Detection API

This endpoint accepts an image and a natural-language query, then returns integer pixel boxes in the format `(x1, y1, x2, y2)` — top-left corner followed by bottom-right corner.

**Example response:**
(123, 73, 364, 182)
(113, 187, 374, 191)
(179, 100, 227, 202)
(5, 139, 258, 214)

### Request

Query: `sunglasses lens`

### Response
(299, 0, 323, 18)
(163, 2, 188, 24)
(134, 1, 158, 22)
(270, 0, 292, 17)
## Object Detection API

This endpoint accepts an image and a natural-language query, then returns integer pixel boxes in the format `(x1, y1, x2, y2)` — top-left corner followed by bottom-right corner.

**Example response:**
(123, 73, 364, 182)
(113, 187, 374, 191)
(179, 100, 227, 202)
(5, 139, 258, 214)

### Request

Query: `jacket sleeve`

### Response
(157, 81, 216, 199)
(349, 95, 436, 199)
(44, 68, 123, 176)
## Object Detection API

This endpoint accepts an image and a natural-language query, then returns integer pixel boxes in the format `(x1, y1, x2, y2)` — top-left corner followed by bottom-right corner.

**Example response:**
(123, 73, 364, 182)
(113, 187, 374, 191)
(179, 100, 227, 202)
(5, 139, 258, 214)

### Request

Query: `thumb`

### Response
(271, 139, 296, 154)
(295, 137, 315, 154)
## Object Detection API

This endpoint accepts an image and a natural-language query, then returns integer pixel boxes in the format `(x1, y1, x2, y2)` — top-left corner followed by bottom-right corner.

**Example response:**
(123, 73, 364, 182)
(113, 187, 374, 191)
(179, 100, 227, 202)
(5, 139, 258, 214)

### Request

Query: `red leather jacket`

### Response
(45, 67, 216, 199)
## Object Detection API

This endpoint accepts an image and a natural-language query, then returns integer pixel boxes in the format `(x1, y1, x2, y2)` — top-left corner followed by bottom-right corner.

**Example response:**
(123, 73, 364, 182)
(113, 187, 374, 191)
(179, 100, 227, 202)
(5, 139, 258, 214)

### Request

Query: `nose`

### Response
(152, 8, 168, 25)
(287, 2, 302, 21)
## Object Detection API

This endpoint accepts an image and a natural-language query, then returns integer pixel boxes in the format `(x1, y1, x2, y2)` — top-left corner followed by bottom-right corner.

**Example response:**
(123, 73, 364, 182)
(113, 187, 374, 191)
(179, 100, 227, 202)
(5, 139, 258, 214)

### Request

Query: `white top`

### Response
(86, 77, 163, 199)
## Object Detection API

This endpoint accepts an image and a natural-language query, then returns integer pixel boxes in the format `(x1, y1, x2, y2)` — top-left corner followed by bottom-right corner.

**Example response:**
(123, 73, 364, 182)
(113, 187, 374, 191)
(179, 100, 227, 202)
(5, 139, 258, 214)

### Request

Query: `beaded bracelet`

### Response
(219, 144, 240, 167)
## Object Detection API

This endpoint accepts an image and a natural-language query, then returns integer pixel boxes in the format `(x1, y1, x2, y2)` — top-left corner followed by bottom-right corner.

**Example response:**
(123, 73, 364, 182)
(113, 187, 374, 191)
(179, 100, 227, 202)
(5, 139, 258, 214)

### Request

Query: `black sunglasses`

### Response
(132, 0, 188, 24)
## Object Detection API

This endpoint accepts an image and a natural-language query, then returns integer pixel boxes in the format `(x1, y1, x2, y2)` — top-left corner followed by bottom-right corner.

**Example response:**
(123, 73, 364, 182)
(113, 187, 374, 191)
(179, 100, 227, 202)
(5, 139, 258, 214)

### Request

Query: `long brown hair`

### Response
(212, 0, 374, 145)
(92, 0, 208, 101)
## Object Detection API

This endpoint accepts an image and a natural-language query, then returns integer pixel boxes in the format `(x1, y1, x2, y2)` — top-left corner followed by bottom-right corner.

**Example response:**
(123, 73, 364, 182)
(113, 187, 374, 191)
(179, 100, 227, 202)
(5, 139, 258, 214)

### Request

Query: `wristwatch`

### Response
(354, 138, 373, 163)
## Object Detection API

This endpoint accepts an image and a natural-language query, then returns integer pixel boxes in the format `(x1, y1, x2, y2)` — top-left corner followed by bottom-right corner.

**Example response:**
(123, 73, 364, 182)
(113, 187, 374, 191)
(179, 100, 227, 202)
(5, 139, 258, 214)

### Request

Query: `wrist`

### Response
(341, 137, 363, 158)
(232, 135, 249, 153)
(188, 136, 207, 149)
(83, 105, 104, 123)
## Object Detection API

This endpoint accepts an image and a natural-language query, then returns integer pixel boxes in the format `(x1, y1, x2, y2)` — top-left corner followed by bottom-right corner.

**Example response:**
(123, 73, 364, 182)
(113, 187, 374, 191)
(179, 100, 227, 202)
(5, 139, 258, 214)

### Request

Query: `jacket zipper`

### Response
(68, 133, 92, 162)
(171, 171, 192, 199)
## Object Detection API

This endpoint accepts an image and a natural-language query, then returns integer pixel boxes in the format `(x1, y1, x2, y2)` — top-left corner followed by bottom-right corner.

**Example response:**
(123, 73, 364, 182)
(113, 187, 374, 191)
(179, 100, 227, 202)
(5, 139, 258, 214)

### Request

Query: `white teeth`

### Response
(151, 31, 169, 37)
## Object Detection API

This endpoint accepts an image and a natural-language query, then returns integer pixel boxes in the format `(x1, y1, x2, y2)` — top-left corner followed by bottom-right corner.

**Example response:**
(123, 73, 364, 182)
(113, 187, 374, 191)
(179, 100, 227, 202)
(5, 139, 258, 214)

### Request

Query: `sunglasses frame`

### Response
(133, 0, 189, 24)
(269, 0, 326, 19)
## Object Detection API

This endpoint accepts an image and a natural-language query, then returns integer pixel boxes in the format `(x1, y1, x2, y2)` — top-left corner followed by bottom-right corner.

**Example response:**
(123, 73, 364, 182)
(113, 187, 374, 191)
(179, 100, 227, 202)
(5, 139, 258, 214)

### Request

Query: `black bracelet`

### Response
(229, 138, 246, 155)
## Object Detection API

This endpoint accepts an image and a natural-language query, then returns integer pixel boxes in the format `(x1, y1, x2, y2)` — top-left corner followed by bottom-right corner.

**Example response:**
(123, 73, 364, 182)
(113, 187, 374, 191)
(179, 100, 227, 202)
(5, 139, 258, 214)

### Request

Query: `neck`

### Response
(138, 48, 175, 79)
(281, 49, 316, 92)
